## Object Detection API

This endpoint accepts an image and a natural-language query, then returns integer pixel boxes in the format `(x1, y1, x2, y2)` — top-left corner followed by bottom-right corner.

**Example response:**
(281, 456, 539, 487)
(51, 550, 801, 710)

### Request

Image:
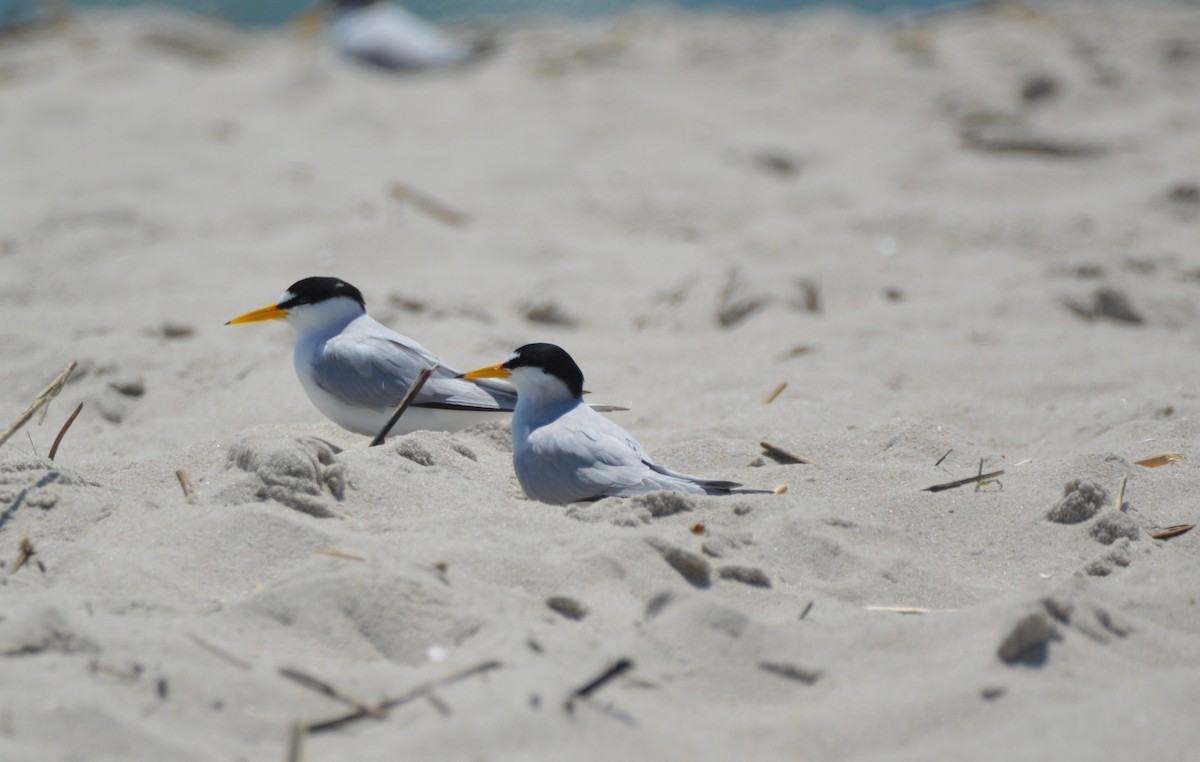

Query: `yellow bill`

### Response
(226, 304, 288, 325)
(459, 363, 510, 379)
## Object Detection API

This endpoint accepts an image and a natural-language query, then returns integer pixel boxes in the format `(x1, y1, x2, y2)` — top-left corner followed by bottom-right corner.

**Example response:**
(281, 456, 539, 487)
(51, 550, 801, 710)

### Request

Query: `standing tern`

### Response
(461, 343, 764, 505)
(227, 276, 518, 437)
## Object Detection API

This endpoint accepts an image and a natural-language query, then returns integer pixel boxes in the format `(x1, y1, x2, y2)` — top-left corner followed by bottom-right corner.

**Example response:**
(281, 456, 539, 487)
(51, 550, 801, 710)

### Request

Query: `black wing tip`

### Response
(410, 401, 516, 413)
(702, 480, 743, 491)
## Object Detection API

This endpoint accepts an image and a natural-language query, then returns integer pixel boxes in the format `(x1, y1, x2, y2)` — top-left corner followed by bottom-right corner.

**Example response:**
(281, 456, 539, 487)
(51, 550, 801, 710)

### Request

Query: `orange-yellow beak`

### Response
(226, 304, 288, 325)
(459, 363, 510, 379)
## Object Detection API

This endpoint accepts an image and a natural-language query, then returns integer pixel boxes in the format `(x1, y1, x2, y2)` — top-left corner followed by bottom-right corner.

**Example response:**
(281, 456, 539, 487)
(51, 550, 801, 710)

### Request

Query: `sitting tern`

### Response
(461, 343, 764, 505)
(227, 277, 518, 437)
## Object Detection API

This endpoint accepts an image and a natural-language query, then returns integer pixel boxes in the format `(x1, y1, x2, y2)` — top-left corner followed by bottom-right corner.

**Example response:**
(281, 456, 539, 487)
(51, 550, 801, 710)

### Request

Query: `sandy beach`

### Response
(2, 1, 1200, 758)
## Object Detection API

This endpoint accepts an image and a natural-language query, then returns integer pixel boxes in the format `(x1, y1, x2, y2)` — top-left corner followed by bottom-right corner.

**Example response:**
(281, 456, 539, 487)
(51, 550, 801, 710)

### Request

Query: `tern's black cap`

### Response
(505, 343, 585, 399)
(278, 277, 366, 311)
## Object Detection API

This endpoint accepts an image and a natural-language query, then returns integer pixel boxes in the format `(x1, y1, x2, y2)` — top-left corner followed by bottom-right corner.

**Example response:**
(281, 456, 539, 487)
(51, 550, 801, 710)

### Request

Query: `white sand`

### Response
(2, 2, 1200, 758)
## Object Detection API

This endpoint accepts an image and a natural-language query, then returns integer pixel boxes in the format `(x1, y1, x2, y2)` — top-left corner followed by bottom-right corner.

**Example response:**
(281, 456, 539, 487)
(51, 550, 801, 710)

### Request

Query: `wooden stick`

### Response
(760, 440, 809, 465)
(187, 633, 252, 671)
(922, 470, 1004, 493)
(369, 365, 439, 446)
(0, 361, 77, 451)
(285, 721, 304, 762)
(307, 660, 501, 734)
(175, 469, 195, 499)
(48, 402, 83, 461)
(865, 605, 961, 614)
(389, 182, 470, 227)
(278, 667, 383, 716)
(762, 381, 787, 405)
(564, 658, 633, 712)
(1115, 475, 1129, 512)
(1133, 452, 1182, 468)
(1151, 524, 1195, 541)
(314, 548, 365, 562)
(13, 537, 34, 574)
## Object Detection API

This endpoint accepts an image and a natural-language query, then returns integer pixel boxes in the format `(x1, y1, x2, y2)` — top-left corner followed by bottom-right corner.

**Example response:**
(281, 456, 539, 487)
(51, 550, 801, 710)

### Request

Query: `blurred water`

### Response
(1, 0, 977, 28)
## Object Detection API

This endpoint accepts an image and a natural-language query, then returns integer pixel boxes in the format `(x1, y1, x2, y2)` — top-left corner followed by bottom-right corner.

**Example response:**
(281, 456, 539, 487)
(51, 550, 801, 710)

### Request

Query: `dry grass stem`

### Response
(1133, 452, 1183, 468)
(278, 667, 383, 716)
(307, 659, 502, 734)
(175, 469, 195, 499)
(314, 548, 366, 562)
(389, 182, 470, 227)
(760, 440, 809, 465)
(564, 658, 634, 713)
(922, 470, 1004, 493)
(13, 537, 35, 574)
(286, 721, 304, 762)
(1151, 524, 1195, 541)
(763, 381, 787, 405)
(48, 402, 83, 461)
(370, 365, 439, 447)
(0, 361, 77, 451)
(865, 605, 961, 614)
(1115, 475, 1129, 512)
(187, 633, 252, 671)
(425, 693, 452, 716)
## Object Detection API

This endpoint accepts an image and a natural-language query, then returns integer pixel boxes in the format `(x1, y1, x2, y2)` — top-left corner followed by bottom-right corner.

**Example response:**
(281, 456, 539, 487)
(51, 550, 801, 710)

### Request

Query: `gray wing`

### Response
(546, 408, 741, 498)
(312, 333, 517, 412)
(521, 407, 718, 503)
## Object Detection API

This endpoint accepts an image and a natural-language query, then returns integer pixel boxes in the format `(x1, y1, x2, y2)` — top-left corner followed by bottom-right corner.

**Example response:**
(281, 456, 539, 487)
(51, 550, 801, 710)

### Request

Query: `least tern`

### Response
(327, 0, 492, 71)
(227, 277, 518, 437)
(461, 343, 758, 505)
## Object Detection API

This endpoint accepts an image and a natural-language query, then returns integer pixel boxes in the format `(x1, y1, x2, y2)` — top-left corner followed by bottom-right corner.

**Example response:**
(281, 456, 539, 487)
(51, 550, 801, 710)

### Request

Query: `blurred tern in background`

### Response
(325, 0, 494, 71)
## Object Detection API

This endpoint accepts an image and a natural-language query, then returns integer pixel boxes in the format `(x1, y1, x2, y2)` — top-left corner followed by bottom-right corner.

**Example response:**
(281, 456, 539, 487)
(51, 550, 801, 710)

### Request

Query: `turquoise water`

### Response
(1, 0, 977, 27)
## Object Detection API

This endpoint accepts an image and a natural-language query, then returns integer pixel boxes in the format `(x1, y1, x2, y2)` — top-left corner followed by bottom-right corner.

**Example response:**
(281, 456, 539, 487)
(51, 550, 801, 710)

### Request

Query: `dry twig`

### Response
(187, 633, 252, 671)
(762, 382, 787, 405)
(278, 667, 382, 716)
(865, 605, 961, 614)
(564, 658, 633, 713)
(0, 361, 77, 451)
(1114, 475, 1129, 512)
(48, 402, 83, 461)
(760, 440, 809, 465)
(370, 365, 438, 447)
(286, 722, 304, 762)
(922, 470, 1004, 493)
(175, 469, 195, 499)
(1151, 524, 1195, 541)
(13, 537, 34, 574)
(1133, 452, 1182, 468)
(307, 660, 501, 734)
(389, 182, 470, 227)
(314, 548, 365, 562)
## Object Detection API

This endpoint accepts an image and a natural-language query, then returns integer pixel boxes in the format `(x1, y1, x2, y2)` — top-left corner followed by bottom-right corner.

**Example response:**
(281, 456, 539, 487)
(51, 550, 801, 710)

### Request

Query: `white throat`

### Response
(510, 367, 579, 416)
